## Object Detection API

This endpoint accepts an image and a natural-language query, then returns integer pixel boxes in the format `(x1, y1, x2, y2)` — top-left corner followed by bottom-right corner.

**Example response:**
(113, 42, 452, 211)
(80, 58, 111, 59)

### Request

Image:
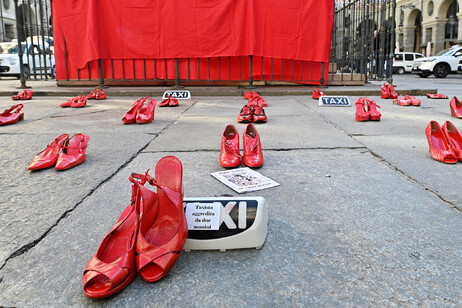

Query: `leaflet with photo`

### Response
(211, 167, 280, 193)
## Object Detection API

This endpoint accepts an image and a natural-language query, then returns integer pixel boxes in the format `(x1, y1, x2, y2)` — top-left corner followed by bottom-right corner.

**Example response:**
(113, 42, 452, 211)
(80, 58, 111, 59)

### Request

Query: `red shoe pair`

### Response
(312, 87, 326, 99)
(449, 97, 462, 118)
(244, 92, 268, 107)
(393, 95, 421, 106)
(12, 90, 33, 100)
(60, 95, 87, 108)
(381, 83, 398, 99)
(28, 133, 90, 171)
(238, 102, 267, 123)
(87, 89, 107, 100)
(425, 121, 462, 164)
(159, 95, 179, 107)
(83, 156, 186, 299)
(122, 97, 156, 124)
(426, 93, 448, 99)
(355, 97, 381, 121)
(0, 104, 24, 125)
(220, 124, 264, 168)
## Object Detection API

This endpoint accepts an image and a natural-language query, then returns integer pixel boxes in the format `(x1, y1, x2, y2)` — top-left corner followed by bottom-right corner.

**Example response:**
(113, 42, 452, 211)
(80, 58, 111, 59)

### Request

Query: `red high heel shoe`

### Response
(243, 123, 263, 168)
(28, 134, 69, 170)
(364, 97, 381, 121)
(312, 88, 325, 99)
(83, 182, 139, 299)
(425, 121, 457, 164)
(387, 84, 398, 99)
(136, 97, 156, 124)
(449, 97, 462, 118)
(122, 98, 145, 124)
(60, 95, 87, 108)
(355, 98, 369, 121)
(427, 93, 448, 99)
(442, 121, 462, 161)
(381, 83, 390, 99)
(87, 89, 107, 100)
(159, 95, 179, 107)
(220, 124, 241, 168)
(0, 104, 24, 125)
(131, 156, 186, 282)
(55, 133, 90, 170)
(252, 105, 267, 123)
(393, 98, 411, 106)
(12, 90, 33, 100)
(404, 95, 421, 106)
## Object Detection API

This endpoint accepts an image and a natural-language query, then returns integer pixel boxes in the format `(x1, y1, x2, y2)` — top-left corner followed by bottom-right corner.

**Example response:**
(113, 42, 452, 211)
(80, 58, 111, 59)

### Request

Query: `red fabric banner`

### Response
(53, 0, 334, 83)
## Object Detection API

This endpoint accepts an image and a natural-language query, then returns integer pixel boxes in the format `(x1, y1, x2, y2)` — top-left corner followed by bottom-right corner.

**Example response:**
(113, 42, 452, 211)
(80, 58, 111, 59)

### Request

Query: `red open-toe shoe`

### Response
(243, 123, 263, 168)
(136, 97, 156, 124)
(87, 89, 107, 100)
(83, 182, 140, 299)
(55, 133, 90, 170)
(425, 121, 457, 164)
(0, 104, 24, 125)
(122, 98, 145, 124)
(131, 156, 186, 282)
(28, 134, 69, 170)
(12, 90, 33, 100)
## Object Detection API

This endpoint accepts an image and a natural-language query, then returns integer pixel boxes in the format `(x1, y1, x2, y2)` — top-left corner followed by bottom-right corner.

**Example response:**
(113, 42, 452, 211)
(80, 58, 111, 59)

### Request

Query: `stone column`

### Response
(432, 21, 447, 54)
(457, 12, 462, 43)
(403, 26, 415, 51)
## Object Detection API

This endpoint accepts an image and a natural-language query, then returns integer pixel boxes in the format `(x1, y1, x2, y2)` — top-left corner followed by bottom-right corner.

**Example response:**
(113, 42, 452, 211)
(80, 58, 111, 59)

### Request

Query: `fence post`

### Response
(98, 59, 105, 88)
(14, 0, 27, 88)
(246, 55, 255, 89)
(173, 58, 181, 88)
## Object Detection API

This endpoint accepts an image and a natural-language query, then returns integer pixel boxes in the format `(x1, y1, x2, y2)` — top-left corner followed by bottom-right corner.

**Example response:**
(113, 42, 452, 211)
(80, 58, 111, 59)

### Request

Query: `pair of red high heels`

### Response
(0, 104, 24, 125)
(393, 95, 421, 106)
(159, 95, 179, 107)
(244, 92, 268, 107)
(449, 97, 462, 118)
(425, 121, 462, 164)
(12, 90, 33, 100)
(312, 87, 326, 99)
(28, 133, 90, 170)
(83, 156, 186, 299)
(238, 99, 267, 123)
(87, 89, 107, 100)
(381, 83, 398, 99)
(355, 97, 381, 121)
(220, 124, 264, 168)
(122, 97, 156, 124)
(60, 95, 88, 108)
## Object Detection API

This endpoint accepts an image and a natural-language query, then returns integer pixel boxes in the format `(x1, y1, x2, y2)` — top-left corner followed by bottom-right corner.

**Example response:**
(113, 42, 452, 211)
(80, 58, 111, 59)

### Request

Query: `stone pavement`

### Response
(0, 74, 462, 306)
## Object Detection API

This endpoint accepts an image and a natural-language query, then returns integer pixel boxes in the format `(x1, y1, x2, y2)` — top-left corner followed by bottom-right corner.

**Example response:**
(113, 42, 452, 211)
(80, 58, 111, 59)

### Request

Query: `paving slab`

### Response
(1, 150, 462, 307)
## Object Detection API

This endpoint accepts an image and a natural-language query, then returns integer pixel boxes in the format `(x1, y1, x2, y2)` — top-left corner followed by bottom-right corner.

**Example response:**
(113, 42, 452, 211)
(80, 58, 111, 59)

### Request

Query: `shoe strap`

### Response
(130, 170, 181, 206)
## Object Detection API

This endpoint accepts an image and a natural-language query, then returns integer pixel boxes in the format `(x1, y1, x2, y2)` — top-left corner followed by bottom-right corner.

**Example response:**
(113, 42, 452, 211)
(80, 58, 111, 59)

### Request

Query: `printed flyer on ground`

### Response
(211, 168, 280, 193)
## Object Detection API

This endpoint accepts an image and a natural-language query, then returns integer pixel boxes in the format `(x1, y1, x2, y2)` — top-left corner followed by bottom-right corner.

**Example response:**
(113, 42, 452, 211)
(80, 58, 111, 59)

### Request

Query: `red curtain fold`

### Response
(53, 0, 334, 83)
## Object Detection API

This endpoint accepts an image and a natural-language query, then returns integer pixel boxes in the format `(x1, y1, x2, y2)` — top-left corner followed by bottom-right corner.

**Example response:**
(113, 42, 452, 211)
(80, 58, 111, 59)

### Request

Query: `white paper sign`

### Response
(319, 96, 351, 106)
(162, 90, 191, 99)
(185, 202, 221, 230)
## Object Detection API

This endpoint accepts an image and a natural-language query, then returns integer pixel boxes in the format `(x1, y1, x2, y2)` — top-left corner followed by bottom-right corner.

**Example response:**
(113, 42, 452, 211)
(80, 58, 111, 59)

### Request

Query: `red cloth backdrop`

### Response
(53, 0, 334, 84)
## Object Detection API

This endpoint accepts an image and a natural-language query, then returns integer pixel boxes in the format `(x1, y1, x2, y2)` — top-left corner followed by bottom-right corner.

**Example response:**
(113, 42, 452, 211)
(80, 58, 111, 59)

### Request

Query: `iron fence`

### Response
(330, 0, 396, 83)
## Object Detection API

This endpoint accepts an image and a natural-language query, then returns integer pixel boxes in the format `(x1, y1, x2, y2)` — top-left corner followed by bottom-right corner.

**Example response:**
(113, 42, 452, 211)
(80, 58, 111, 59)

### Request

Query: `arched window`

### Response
(445, 1, 459, 39)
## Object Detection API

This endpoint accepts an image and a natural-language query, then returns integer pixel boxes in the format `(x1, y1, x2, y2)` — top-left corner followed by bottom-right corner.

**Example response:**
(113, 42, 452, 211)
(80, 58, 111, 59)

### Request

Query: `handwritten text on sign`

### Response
(185, 202, 221, 230)
(319, 96, 351, 107)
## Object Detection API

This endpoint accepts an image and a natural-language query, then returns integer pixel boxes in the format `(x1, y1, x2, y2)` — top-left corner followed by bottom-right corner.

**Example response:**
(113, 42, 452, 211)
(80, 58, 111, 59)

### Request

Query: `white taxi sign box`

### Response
(162, 90, 191, 99)
(183, 197, 268, 251)
(319, 96, 351, 107)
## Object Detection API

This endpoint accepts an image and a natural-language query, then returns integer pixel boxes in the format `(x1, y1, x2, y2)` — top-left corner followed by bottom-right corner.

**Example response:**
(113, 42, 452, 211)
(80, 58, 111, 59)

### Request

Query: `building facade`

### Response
(397, 0, 461, 55)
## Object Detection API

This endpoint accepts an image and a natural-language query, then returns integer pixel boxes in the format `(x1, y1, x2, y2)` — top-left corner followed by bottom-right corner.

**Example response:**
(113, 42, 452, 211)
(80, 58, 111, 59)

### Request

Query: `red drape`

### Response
(53, 0, 334, 84)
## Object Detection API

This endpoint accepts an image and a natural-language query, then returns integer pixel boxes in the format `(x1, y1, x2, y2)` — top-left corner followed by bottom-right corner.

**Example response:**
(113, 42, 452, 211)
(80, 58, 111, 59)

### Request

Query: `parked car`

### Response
(412, 45, 462, 78)
(392, 52, 424, 74)
(0, 42, 55, 79)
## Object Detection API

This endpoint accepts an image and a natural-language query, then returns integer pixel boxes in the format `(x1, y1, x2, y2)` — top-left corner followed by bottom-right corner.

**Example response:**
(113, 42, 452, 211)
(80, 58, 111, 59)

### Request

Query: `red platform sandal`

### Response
(425, 121, 457, 164)
(442, 121, 462, 161)
(136, 97, 156, 124)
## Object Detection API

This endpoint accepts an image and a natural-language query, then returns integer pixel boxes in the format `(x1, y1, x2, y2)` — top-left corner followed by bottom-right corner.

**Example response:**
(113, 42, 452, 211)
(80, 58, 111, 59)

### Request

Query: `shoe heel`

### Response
(19, 113, 24, 121)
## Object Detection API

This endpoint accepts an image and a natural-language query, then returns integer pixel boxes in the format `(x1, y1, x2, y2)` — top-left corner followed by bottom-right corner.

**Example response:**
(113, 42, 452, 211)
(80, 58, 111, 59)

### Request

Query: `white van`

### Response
(393, 52, 424, 74)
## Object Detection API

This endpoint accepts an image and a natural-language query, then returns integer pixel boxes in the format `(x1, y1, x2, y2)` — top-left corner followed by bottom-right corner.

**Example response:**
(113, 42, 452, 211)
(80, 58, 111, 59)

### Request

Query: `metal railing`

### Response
(330, 0, 396, 83)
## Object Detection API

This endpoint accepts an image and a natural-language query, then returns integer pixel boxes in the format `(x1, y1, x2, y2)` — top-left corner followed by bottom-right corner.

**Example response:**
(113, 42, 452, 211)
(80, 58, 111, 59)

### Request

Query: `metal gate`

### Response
(0, 0, 54, 87)
(330, 0, 396, 83)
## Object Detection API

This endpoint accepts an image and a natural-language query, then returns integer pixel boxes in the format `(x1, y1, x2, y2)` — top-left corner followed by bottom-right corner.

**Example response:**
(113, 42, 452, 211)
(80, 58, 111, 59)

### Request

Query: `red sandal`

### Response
(55, 133, 90, 170)
(28, 134, 69, 170)
(87, 89, 107, 100)
(131, 156, 186, 282)
(0, 104, 24, 125)
(12, 90, 33, 100)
